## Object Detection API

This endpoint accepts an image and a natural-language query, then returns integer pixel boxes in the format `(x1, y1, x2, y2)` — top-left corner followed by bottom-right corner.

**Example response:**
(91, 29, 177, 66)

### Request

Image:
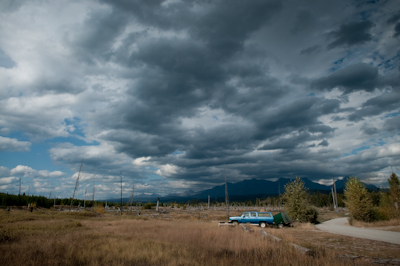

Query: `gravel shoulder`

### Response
(316, 217, 400, 245)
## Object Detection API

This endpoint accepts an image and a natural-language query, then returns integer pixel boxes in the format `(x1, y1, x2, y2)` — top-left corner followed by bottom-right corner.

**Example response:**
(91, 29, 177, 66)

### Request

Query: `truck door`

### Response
(241, 212, 250, 223)
(249, 212, 257, 224)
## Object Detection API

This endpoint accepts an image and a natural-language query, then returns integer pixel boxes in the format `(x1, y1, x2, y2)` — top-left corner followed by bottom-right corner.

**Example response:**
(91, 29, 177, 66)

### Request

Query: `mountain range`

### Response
(107, 177, 377, 203)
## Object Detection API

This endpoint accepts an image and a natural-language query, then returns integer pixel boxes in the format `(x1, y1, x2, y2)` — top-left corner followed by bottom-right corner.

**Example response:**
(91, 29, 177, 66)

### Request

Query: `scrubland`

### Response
(0, 208, 399, 266)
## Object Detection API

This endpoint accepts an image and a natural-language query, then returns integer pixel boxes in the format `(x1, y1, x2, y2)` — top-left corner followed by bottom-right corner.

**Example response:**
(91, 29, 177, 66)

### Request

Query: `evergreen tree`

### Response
(282, 177, 318, 223)
(344, 177, 374, 223)
(388, 172, 400, 218)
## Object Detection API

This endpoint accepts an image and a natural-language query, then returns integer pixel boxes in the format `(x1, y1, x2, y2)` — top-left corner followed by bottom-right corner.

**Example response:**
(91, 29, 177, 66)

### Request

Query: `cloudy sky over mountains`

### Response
(0, 0, 399, 199)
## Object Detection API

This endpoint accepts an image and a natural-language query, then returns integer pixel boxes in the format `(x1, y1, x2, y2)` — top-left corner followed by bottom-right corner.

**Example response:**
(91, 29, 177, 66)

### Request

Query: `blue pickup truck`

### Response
(229, 212, 275, 228)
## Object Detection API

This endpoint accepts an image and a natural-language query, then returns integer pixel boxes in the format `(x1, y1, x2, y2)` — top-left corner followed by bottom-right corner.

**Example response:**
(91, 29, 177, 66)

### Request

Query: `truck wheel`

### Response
(233, 221, 239, 225)
(259, 222, 267, 228)
(278, 223, 284, 229)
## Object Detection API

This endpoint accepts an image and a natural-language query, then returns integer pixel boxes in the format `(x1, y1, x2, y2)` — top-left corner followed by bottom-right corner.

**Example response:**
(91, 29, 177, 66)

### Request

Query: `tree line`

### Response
(282, 173, 400, 223)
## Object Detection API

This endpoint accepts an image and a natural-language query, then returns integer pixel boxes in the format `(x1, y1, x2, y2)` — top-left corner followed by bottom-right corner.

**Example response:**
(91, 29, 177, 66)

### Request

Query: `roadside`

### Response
(263, 222, 400, 260)
(316, 217, 400, 245)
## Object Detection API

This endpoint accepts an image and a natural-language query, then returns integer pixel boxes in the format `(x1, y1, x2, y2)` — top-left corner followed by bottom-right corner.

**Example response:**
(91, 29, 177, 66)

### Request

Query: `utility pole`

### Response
(130, 183, 134, 212)
(156, 197, 160, 211)
(278, 181, 281, 211)
(333, 175, 338, 211)
(225, 173, 229, 220)
(70, 157, 84, 211)
(19, 178, 21, 195)
(92, 180, 95, 204)
(120, 172, 123, 215)
(331, 187, 336, 210)
(84, 188, 87, 209)
(208, 195, 210, 209)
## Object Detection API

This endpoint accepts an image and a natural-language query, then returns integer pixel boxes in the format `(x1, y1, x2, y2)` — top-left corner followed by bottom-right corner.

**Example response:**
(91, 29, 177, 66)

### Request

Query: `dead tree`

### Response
(70, 157, 84, 211)
(225, 176, 229, 220)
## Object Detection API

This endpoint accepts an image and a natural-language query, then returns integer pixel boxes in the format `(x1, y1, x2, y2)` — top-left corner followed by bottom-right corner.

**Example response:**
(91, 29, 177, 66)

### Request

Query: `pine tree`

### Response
(344, 177, 374, 223)
(282, 177, 317, 222)
(388, 172, 400, 218)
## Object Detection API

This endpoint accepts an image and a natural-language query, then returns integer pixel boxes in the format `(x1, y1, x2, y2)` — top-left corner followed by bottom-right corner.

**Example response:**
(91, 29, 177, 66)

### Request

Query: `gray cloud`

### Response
(312, 63, 382, 94)
(0, 49, 15, 68)
(394, 22, 400, 38)
(348, 90, 400, 122)
(300, 45, 322, 55)
(0, 136, 30, 152)
(327, 20, 374, 49)
(0, 0, 24, 14)
(1, 0, 400, 197)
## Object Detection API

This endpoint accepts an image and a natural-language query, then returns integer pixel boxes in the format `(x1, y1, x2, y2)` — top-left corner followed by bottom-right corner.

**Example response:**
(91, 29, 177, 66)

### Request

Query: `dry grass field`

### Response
(1, 208, 399, 266)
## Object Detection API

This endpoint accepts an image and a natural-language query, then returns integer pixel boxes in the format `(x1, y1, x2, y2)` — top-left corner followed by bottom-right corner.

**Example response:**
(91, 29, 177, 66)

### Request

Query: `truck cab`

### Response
(229, 212, 274, 228)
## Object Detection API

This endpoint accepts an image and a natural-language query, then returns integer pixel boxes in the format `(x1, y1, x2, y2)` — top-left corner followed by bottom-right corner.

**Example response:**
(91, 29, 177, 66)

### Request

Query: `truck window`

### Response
(258, 213, 271, 217)
(250, 213, 257, 217)
(243, 212, 250, 217)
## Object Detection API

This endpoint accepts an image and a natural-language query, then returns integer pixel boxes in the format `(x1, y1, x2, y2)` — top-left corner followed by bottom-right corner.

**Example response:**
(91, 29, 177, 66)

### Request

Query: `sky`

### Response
(0, 0, 399, 200)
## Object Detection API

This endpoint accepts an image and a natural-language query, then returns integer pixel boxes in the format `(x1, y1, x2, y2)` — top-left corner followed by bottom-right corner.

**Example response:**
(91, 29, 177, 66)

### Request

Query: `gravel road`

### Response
(316, 217, 400, 245)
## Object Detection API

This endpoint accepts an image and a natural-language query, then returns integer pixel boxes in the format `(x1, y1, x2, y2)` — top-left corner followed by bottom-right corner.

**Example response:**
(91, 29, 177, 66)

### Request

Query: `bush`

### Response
(143, 202, 152, 209)
(304, 206, 319, 224)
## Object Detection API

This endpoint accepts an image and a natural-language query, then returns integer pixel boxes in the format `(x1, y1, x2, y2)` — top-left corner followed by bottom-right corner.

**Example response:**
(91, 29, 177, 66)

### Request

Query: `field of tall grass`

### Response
(0, 209, 362, 266)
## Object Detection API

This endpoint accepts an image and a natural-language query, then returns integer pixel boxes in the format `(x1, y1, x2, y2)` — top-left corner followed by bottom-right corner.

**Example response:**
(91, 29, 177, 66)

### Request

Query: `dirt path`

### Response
(316, 217, 400, 245)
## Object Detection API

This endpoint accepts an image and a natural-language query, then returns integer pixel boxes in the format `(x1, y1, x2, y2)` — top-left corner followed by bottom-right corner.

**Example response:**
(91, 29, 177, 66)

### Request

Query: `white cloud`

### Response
(132, 156, 152, 166)
(155, 164, 180, 178)
(0, 136, 31, 152)
(0, 176, 17, 185)
(9, 165, 66, 179)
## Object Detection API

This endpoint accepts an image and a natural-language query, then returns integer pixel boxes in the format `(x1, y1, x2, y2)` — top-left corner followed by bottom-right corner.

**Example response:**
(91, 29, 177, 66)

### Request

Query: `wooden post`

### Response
(120, 172, 123, 215)
(331, 187, 336, 210)
(70, 157, 84, 211)
(130, 184, 134, 213)
(208, 195, 210, 209)
(225, 175, 229, 220)
(332, 175, 339, 212)
(84, 188, 87, 209)
(156, 197, 159, 211)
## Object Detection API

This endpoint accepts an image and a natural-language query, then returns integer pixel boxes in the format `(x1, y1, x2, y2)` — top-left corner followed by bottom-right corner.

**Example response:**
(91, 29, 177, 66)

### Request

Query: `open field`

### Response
(1, 208, 399, 266)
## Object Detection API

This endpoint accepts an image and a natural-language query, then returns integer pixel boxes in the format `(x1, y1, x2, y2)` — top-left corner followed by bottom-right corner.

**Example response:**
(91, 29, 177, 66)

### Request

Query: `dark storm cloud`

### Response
(255, 97, 339, 139)
(300, 45, 322, 55)
(387, 12, 400, 37)
(318, 140, 329, 147)
(3, 0, 399, 197)
(383, 115, 400, 132)
(361, 124, 379, 135)
(348, 90, 400, 122)
(327, 20, 374, 49)
(394, 23, 400, 38)
(312, 63, 382, 94)
(71, 8, 130, 64)
(291, 9, 315, 34)
(71, 0, 287, 161)
(387, 13, 400, 24)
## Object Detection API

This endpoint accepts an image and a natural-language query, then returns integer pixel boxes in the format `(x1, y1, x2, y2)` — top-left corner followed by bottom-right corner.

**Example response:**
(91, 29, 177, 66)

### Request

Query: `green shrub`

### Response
(304, 206, 319, 223)
(143, 202, 152, 209)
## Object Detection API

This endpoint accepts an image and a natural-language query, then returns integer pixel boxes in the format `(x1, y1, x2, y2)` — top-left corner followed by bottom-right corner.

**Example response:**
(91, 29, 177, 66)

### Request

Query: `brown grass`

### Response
(0, 209, 354, 266)
(262, 222, 400, 260)
(351, 218, 400, 228)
